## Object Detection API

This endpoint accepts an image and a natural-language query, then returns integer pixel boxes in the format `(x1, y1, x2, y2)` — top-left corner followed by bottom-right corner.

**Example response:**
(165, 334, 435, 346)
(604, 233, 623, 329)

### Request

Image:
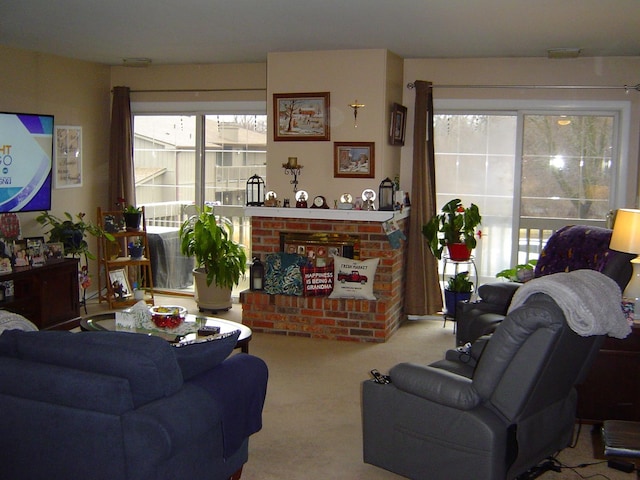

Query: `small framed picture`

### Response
(109, 268, 132, 299)
(44, 242, 65, 260)
(273, 92, 330, 141)
(0, 257, 12, 274)
(12, 240, 29, 268)
(334, 142, 375, 178)
(389, 103, 407, 146)
(26, 237, 45, 266)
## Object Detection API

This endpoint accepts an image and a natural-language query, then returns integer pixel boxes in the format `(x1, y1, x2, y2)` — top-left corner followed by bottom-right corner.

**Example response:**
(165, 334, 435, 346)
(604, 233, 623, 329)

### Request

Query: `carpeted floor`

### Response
(86, 296, 634, 479)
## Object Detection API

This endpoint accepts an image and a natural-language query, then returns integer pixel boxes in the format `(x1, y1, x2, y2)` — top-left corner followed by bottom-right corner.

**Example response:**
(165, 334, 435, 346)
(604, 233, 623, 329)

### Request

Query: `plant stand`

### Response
(97, 207, 154, 308)
(441, 254, 478, 328)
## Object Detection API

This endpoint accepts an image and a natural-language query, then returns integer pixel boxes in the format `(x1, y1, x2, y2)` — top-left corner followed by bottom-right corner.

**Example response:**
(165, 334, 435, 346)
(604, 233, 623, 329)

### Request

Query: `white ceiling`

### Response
(1, 0, 639, 66)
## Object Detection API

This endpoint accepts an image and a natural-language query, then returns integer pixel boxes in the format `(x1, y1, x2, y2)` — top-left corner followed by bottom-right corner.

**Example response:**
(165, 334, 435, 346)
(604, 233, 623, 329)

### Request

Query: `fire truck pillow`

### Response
(329, 256, 379, 300)
(301, 265, 334, 297)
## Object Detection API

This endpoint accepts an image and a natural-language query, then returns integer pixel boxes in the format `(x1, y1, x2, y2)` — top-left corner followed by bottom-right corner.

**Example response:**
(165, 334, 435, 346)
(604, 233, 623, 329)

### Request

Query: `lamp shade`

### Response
(610, 209, 640, 254)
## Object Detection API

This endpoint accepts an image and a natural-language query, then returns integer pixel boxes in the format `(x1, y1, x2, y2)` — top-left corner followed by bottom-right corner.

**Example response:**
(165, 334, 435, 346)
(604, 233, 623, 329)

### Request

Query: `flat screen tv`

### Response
(0, 111, 53, 212)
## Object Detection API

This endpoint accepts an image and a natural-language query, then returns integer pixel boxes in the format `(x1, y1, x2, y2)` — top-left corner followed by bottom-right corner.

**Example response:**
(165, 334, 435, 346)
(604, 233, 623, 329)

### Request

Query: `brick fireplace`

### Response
(240, 207, 410, 342)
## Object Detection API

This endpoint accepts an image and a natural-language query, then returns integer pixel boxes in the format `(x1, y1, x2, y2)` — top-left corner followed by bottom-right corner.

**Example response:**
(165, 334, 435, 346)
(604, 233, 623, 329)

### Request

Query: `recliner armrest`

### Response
(389, 363, 481, 410)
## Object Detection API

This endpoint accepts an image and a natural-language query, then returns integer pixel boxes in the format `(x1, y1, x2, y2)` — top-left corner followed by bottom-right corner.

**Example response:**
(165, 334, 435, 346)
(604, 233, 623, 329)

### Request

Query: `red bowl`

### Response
(149, 305, 187, 329)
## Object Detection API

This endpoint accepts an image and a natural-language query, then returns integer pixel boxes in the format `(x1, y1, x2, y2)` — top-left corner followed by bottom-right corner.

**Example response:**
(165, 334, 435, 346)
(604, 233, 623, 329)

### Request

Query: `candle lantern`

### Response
(378, 177, 395, 211)
(246, 174, 265, 206)
(250, 256, 265, 291)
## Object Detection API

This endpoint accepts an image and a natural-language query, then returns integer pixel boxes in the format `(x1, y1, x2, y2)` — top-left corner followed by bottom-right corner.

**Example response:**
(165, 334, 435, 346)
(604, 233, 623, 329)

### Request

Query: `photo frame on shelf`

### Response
(334, 142, 375, 178)
(273, 92, 330, 141)
(389, 103, 407, 146)
(44, 242, 65, 260)
(109, 268, 132, 298)
(11, 240, 29, 267)
(54, 126, 83, 188)
(26, 237, 45, 266)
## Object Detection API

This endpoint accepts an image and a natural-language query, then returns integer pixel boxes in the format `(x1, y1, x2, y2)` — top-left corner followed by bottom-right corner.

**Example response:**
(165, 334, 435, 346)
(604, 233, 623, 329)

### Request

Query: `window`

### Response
(132, 112, 267, 294)
(434, 102, 625, 284)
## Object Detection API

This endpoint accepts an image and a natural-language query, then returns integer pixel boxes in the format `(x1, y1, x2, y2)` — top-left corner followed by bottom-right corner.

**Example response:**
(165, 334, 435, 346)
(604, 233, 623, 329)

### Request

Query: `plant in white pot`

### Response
(179, 204, 247, 312)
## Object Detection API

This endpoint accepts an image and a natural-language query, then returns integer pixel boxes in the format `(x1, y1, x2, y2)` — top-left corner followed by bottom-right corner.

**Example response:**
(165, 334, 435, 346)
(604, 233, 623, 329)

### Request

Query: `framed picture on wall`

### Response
(333, 142, 375, 178)
(389, 103, 407, 146)
(54, 126, 83, 188)
(273, 92, 330, 141)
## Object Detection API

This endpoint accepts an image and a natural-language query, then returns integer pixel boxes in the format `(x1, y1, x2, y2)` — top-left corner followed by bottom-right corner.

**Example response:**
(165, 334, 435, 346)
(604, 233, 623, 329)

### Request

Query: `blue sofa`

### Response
(0, 329, 268, 480)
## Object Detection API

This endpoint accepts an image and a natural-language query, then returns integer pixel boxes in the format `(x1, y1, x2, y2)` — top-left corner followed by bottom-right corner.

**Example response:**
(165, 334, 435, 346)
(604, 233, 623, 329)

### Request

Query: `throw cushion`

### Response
(301, 265, 334, 296)
(329, 256, 379, 300)
(172, 329, 241, 380)
(264, 252, 307, 296)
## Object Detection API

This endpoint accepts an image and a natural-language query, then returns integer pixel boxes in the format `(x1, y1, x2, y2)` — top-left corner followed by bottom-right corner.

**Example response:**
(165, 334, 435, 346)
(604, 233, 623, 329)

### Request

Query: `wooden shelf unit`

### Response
(97, 207, 155, 308)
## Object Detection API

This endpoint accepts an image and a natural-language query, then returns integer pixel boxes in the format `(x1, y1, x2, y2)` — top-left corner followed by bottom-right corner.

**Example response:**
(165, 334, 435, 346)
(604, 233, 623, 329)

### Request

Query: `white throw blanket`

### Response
(508, 269, 630, 339)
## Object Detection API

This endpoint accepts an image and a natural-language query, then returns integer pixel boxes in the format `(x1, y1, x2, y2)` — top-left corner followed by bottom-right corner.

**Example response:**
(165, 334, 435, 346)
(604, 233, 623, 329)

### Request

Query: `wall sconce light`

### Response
(246, 173, 265, 206)
(349, 100, 365, 128)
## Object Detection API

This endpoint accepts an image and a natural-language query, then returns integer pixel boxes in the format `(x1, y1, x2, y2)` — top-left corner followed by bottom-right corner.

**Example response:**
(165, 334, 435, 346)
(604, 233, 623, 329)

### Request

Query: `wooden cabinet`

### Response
(576, 325, 640, 422)
(0, 258, 80, 330)
(97, 207, 154, 308)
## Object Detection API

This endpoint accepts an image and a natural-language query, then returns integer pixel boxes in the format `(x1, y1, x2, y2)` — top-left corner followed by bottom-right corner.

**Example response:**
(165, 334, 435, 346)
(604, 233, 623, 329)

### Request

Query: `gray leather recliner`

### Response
(362, 292, 610, 480)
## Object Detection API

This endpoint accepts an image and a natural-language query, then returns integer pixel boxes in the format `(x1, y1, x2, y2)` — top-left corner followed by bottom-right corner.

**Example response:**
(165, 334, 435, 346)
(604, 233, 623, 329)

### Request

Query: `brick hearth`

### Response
(240, 208, 409, 342)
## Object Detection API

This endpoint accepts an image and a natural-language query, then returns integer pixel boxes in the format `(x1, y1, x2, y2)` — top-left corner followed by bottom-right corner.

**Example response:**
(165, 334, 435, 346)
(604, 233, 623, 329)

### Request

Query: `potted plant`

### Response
(179, 204, 247, 311)
(444, 271, 473, 317)
(496, 259, 537, 282)
(422, 198, 481, 260)
(117, 198, 143, 231)
(128, 237, 144, 260)
(36, 211, 114, 260)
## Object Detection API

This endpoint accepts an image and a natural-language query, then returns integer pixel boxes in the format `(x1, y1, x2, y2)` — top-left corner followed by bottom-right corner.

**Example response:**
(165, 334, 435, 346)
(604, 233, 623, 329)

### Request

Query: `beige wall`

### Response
(0, 45, 111, 273)
(402, 56, 640, 207)
(267, 49, 404, 205)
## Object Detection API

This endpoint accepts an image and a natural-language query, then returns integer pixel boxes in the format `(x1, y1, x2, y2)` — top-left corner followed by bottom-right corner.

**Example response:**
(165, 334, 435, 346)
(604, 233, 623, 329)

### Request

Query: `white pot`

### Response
(193, 268, 232, 312)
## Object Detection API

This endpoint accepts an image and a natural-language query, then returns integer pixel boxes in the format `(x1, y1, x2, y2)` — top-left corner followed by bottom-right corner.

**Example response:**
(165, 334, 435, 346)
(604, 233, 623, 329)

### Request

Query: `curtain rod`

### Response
(113, 87, 266, 94)
(406, 82, 640, 92)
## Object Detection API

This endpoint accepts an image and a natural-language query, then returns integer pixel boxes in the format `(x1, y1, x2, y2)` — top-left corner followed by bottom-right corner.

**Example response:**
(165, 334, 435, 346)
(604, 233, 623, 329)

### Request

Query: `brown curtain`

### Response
(109, 86, 136, 208)
(404, 81, 442, 315)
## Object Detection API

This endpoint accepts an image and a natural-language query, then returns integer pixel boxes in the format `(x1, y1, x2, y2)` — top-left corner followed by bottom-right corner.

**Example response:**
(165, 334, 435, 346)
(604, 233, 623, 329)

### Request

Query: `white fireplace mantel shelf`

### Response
(244, 206, 410, 222)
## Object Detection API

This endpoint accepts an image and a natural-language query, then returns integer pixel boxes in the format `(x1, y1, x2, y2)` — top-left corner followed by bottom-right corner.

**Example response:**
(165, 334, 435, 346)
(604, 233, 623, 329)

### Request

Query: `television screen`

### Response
(0, 112, 53, 212)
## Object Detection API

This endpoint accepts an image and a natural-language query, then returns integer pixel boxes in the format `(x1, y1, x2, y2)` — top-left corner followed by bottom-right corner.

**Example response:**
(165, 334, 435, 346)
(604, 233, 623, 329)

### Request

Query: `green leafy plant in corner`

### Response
(422, 198, 482, 260)
(178, 204, 247, 289)
(446, 271, 473, 293)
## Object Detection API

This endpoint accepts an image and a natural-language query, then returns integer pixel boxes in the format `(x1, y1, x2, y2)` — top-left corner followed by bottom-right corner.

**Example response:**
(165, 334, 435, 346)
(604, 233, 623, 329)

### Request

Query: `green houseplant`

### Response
(36, 211, 114, 260)
(496, 259, 537, 282)
(179, 204, 247, 311)
(422, 198, 481, 260)
(444, 271, 473, 317)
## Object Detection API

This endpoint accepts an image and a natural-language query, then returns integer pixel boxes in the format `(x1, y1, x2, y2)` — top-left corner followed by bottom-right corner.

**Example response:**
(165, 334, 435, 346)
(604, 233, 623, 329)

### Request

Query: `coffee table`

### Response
(80, 312, 252, 353)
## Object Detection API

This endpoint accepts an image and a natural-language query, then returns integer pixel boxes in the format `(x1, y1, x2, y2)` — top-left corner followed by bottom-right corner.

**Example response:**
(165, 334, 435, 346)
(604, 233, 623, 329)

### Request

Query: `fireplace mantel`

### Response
(244, 206, 410, 222)
(241, 207, 410, 342)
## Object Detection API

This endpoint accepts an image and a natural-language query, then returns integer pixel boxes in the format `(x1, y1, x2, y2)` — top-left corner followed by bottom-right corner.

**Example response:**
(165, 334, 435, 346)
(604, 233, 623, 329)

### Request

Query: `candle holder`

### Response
(282, 158, 303, 194)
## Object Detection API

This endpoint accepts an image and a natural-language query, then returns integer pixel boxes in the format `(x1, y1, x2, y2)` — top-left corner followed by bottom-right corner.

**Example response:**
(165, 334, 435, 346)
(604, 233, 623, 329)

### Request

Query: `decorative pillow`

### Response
(329, 256, 379, 300)
(301, 265, 334, 296)
(264, 252, 307, 296)
(172, 329, 241, 380)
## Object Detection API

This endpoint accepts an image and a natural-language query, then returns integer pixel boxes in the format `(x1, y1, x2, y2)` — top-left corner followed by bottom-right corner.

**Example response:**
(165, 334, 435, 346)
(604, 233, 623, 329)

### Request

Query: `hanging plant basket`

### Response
(447, 243, 472, 261)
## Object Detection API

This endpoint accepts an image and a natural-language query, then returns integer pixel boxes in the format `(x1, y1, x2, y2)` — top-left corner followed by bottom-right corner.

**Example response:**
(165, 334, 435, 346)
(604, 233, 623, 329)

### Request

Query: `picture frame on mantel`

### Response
(334, 142, 375, 178)
(389, 103, 407, 146)
(273, 92, 330, 141)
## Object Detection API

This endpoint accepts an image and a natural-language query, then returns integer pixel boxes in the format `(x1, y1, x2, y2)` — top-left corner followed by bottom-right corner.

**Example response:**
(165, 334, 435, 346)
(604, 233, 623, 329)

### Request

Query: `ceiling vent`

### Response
(547, 48, 581, 59)
(122, 58, 152, 67)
